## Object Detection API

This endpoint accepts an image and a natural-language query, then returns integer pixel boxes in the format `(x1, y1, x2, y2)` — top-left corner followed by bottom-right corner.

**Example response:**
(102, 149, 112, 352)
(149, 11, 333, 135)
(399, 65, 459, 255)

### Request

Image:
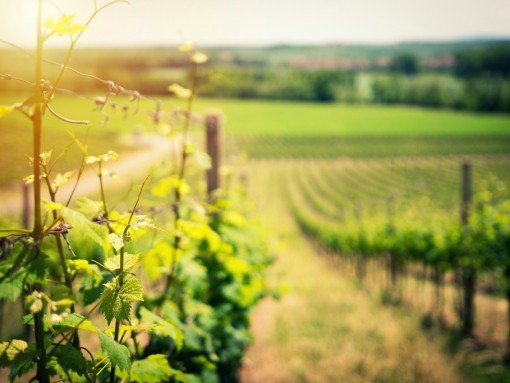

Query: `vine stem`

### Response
(109, 177, 149, 383)
(32, 1, 50, 382)
(163, 61, 198, 297)
(41, 165, 80, 348)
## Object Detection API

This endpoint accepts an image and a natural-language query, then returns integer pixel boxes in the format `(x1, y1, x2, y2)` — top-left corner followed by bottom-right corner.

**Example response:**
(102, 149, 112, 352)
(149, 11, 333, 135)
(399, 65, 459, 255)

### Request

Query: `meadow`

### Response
(2, 95, 510, 185)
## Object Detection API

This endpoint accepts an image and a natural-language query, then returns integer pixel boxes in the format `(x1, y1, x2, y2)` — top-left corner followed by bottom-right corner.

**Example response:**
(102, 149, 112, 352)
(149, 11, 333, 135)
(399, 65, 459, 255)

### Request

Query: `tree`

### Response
(390, 53, 419, 75)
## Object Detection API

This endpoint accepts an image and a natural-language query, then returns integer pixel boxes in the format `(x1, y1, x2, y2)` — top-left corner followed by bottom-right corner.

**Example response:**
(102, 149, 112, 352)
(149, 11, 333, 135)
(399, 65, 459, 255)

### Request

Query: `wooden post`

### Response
(461, 159, 472, 226)
(460, 158, 475, 337)
(22, 183, 31, 229)
(205, 113, 222, 198)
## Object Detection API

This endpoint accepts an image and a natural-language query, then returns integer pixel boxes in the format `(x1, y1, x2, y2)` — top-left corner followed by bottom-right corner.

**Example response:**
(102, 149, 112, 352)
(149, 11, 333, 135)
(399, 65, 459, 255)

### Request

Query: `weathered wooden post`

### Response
(460, 158, 475, 337)
(461, 159, 472, 226)
(22, 183, 31, 229)
(205, 113, 222, 198)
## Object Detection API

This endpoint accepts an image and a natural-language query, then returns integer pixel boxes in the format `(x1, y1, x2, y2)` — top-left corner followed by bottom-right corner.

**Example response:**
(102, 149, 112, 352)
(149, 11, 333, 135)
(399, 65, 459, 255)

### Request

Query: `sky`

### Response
(0, 0, 509, 48)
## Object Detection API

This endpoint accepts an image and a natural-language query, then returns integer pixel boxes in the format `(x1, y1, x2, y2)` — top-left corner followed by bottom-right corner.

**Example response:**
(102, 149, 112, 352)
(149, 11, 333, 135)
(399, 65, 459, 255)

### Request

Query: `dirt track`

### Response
(0, 134, 174, 219)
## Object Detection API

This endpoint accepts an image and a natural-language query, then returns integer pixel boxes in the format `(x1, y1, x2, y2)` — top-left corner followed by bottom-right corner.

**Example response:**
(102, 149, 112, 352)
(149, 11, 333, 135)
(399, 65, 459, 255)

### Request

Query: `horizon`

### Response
(1, 0, 510, 49)
(2, 35, 510, 51)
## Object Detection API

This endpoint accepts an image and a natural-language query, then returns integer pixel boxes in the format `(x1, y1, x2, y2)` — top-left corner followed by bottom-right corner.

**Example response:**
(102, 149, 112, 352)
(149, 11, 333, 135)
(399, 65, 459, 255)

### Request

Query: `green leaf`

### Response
(193, 151, 212, 170)
(76, 197, 103, 217)
(0, 340, 35, 382)
(55, 313, 98, 334)
(129, 354, 174, 383)
(100, 277, 143, 325)
(51, 171, 74, 190)
(81, 283, 105, 306)
(104, 253, 139, 272)
(7, 351, 35, 383)
(48, 344, 88, 383)
(0, 269, 26, 301)
(0, 249, 47, 301)
(85, 151, 118, 165)
(40, 150, 52, 166)
(43, 200, 63, 211)
(98, 332, 131, 372)
(0, 105, 14, 118)
(44, 15, 85, 36)
(168, 83, 192, 99)
(130, 215, 155, 231)
(191, 52, 208, 64)
(139, 307, 183, 351)
(0, 340, 28, 366)
(121, 277, 144, 302)
(108, 233, 124, 251)
(100, 283, 129, 325)
(62, 206, 107, 245)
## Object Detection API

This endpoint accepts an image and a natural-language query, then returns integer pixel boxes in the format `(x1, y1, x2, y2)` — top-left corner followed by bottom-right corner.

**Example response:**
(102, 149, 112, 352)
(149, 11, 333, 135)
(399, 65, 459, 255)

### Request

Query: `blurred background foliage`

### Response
(2, 39, 509, 111)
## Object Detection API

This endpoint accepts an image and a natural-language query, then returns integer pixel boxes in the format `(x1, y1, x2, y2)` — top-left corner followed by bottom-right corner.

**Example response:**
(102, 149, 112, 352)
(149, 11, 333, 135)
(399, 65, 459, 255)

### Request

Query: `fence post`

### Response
(460, 158, 475, 337)
(22, 183, 31, 229)
(461, 159, 472, 226)
(205, 113, 222, 198)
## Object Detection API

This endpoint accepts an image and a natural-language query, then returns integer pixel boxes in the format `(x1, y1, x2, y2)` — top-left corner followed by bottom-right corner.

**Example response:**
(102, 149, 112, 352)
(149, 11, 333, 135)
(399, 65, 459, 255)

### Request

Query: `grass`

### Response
(193, 99, 510, 136)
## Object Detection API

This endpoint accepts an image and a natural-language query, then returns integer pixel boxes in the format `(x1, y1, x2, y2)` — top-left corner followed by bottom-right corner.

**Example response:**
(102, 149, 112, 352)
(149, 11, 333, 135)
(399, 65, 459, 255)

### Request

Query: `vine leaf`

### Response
(0, 340, 35, 382)
(43, 200, 63, 211)
(44, 15, 84, 36)
(98, 332, 131, 372)
(0, 249, 48, 301)
(0, 340, 28, 365)
(168, 83, 192, 99)
(0, 105, 14, 118)
(100, 277, 143, 325)
(105, 253, 139, 272)
(120, 277, 144, 302)
(0, 269, 26, 301)
(191, 52, 208, 64)
(76, 197, 103, 217)
(139, 307, 183, 351)
(108, 233, 124, 251)
(51, 171, 75, 190)
(62, 206, 107, 245)
(47, 344, 88, 383)
(127, 354, 177, 383)
(54, 313, 98, 333)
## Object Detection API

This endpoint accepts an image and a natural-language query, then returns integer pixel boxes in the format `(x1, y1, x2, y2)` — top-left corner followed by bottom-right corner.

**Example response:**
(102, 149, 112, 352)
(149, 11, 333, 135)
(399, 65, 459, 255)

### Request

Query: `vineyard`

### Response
(1, 1, 510, 383)
(287, 154, 510, 338)
(238, 154, 510, 382)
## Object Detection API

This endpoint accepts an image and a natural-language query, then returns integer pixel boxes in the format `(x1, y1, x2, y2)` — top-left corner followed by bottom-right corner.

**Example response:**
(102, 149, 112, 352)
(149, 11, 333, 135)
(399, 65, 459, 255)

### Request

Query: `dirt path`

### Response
(0, 134, 175, 219)
(240, 161, 464, 383)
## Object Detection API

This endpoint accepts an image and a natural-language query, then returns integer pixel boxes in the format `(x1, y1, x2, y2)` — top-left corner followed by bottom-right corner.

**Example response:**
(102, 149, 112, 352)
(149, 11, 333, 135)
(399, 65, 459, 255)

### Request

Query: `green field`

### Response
(2, 94, 510, 185)
(3, 95, 510, 137)
(2, 96, 509, 185)
(196, 99, 510, 136)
